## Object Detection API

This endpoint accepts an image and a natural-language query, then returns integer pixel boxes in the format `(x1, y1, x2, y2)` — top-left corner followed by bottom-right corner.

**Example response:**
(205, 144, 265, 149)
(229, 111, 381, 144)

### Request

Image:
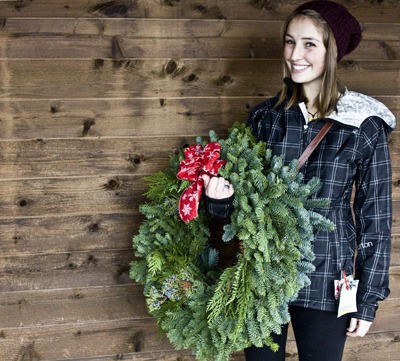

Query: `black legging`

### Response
(244, 306, 351, 361)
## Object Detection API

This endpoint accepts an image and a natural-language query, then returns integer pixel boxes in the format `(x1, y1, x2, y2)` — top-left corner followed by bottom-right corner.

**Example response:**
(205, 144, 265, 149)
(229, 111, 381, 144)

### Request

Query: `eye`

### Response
(305, 42, 316, 48)
(285, 38, 294, 45)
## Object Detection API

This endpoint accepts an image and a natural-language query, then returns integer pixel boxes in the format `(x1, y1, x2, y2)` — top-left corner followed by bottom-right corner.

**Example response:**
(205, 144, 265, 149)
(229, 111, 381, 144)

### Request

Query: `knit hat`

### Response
(295, 0, 362, 61)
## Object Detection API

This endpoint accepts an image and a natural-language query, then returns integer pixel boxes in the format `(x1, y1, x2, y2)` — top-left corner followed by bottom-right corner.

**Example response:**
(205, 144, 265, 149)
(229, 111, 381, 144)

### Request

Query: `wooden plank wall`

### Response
(0, 1, 398, 360)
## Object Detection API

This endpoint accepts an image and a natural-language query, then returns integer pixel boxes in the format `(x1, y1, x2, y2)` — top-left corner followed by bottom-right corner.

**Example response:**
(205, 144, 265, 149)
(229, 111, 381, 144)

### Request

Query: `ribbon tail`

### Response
(178, 179, 204, 222)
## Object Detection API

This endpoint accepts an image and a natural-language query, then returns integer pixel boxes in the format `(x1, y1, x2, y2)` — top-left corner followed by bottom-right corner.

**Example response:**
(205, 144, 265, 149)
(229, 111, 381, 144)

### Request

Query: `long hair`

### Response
(276, 9, 345, 118)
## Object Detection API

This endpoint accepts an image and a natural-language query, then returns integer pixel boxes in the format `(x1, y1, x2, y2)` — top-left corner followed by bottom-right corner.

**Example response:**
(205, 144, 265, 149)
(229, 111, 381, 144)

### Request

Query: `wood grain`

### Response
(0, 134, 399, 178)
(0, 213, 138, 254)
(0, 283, 398, 331)
(0, 96, 398, 140)
(0, 59, 398, 100)
(0, 285, 398, 359)
(0, 0, 398, 22)
(1, 19, 398, 60)
(0, 1, 398, 360)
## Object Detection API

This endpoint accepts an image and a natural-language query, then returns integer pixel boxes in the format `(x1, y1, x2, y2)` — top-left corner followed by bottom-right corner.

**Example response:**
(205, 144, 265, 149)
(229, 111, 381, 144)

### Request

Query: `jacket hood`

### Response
(327, 90, 397, 131)
(283, 78, 397, 131)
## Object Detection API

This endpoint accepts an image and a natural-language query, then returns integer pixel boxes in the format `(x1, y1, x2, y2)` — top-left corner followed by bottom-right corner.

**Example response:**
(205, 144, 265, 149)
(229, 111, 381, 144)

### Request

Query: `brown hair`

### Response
(276, 9, 345, 118)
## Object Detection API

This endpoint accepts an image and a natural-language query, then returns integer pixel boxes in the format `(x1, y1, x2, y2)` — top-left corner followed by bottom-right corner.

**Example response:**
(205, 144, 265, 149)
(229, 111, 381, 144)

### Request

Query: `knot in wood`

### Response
(19, 199, 28, 207)
(250, 0, 275, 12)
(93, 58, 105, 69)
(16, 198, 30, 208)
(0, 18, 6, 32)
(218, 74, 233, 85)
(162, 0, 181, 6)
(14, 0, 25, 11)
(97, 4, 128, 18)
(165, 60, 178, 75)
(130, 156, 141, 165)
(50, 105, 59, 113)
(195, 4, 207, 13)
(129, 331, 145, 352)
(88, 223, 100, 232)
(85, 254, 98, 266)
(107, 179, 120, 190)
(70, 292, 84, 300)
(185, 73, 198, 82)
(82, 119, 95, 137)
(50, 101, 63, 114)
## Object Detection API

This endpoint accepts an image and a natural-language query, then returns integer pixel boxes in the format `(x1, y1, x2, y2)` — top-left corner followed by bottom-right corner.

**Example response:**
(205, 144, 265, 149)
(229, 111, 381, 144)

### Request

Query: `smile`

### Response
(292, 64, 310, 71)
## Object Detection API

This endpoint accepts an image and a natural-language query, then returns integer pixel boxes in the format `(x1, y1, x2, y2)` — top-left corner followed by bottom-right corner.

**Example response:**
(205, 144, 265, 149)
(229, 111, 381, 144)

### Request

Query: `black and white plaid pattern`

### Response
(204, 194, 234, 220)
(246, 94, 394, 321)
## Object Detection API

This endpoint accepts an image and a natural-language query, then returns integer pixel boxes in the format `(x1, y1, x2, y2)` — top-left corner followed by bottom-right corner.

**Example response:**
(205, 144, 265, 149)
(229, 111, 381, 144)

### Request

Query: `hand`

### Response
(346, 317, 372, 337)
(202, 174, 234, 200)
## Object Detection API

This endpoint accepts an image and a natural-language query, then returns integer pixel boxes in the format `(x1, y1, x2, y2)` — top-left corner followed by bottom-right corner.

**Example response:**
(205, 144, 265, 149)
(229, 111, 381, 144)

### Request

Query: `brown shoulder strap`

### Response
(297, 121, 333, 170)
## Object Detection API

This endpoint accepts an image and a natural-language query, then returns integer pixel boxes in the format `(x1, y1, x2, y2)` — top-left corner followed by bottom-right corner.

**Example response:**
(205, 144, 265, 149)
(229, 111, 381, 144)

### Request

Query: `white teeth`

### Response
(293, 65, 309, 70)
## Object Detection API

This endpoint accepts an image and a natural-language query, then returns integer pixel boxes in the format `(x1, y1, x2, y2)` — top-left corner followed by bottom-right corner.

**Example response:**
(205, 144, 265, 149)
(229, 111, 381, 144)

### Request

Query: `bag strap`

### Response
(296, 120, 358, 275)
(297, 120, 333, 170)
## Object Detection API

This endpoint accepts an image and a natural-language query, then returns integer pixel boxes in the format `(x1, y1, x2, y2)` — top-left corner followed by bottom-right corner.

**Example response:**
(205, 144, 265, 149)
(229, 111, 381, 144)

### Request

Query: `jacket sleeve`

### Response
(353, 117, 392, 322)
(203, 194, 234, 220)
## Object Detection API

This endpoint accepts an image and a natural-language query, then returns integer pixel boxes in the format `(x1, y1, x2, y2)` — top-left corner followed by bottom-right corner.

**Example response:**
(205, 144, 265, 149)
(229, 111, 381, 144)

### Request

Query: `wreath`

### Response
(130, 123, 335, 361)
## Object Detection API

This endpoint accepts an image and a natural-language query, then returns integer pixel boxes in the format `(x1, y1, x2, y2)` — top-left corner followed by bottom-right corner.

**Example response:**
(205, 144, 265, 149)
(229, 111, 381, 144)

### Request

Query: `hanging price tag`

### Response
(334, 271, 359, 318)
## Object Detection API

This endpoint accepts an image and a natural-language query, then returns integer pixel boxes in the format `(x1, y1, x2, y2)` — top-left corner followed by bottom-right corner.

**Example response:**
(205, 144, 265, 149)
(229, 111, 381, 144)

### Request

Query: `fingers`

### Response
(346, 318, 357, 333)
(202, 175, 234, 199)
(202, 174, 210, 188)
(346, 318, 372, 337)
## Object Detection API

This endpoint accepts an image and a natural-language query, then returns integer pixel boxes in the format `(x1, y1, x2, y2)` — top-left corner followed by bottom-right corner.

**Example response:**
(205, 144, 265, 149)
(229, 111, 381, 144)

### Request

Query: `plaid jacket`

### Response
(245, 88, 396, 321)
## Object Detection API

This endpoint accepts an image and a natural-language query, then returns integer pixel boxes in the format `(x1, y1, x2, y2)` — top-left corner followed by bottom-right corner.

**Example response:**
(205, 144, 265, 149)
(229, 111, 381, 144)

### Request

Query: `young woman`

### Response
(202, 1, 396, 360)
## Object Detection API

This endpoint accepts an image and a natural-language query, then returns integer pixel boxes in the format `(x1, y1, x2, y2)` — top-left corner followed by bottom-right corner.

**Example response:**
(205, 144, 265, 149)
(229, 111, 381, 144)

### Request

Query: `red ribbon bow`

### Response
(177, 142, 226, 222)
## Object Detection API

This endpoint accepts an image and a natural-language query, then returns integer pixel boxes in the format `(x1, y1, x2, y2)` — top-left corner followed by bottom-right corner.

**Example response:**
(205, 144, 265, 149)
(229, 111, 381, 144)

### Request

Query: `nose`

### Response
(290, 43, 304, 61)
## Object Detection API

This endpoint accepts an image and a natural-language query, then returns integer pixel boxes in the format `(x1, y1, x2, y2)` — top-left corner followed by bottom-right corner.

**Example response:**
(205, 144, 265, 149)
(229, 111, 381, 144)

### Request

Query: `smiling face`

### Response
(284, 16, 327, 94)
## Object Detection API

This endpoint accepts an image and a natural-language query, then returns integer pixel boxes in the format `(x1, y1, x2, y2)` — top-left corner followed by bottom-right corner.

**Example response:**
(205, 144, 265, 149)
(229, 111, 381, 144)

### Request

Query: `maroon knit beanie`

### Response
(295, 0, 362, 61)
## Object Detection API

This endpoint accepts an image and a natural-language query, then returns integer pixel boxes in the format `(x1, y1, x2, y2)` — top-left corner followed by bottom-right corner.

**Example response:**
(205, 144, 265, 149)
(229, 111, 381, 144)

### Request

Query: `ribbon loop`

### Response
(177, 142, 226, 222)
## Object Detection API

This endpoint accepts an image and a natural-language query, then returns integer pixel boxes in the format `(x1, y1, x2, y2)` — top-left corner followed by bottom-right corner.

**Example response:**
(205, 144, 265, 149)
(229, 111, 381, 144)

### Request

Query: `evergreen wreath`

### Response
(130, 123, 335, 361)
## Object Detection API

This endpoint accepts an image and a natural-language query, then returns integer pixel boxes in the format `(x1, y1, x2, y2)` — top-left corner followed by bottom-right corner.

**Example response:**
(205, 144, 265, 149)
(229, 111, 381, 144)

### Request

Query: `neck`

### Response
(302, 79, 322, 107)
(303, 85, 322, 114)
(306, 101, 318, 115)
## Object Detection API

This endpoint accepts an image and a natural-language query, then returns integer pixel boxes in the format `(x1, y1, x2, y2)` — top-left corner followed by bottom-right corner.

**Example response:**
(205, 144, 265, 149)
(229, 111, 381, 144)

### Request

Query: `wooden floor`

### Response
(0, 1, 399, 360)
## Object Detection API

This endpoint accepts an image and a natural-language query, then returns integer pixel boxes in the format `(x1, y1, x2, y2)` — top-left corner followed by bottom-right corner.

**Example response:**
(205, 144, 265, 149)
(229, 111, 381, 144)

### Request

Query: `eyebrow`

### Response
(285, 34, 322, 43)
